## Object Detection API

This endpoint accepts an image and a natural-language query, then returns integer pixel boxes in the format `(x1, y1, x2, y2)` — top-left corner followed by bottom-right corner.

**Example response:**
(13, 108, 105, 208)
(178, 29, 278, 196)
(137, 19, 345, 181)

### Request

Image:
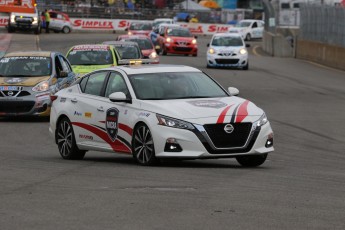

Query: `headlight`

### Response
(149, 51, 157, 59)
(208, 48, 216, 54)
(10, 15, 15, 23)
(33, 17, 38, 24)
(239, 48, 247, 55)
(156, 114, 194, 130)
(166, 37, 172, 43)
(128, 31, 132, 35)
(192, 39, 197, 44)
(256, 113, 268, 127)
(32, 81, 50, 92)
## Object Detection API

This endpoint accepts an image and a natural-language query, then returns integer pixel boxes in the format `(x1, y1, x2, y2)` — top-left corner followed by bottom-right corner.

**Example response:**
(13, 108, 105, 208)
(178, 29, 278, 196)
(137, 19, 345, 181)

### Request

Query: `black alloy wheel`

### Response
(57, 117, 86, 160)
(132, 123, 157, 166)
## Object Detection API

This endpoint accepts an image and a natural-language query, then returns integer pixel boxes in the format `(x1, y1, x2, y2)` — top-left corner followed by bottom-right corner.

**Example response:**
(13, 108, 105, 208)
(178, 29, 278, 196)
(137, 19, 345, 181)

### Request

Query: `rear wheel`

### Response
(132, 123, 158, 166)
(162, 46, 167, 55)
(236, 154, 267, 167)
(7, 26, 14, 33)
(57, 117, 86, 160)
(62, 26, 71, 34)
(245, 33, 251, 41)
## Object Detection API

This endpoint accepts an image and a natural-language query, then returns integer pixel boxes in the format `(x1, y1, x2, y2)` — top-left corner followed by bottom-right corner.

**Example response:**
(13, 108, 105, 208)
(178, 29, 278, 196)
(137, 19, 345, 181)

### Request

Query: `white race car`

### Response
(49, 65, 274, 167)
(228, 20, 264, 41)
(207, 33, 250, 69)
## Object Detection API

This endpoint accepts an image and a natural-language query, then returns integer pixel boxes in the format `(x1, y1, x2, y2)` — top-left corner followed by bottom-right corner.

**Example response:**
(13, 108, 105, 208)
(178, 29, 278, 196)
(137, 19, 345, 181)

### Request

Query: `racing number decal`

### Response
(106, 108, 119, 142)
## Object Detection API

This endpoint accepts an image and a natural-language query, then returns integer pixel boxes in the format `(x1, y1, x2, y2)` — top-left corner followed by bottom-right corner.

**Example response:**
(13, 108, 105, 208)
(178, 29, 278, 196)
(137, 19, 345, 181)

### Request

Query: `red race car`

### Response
(157, 27, 198, 56)
(126, 22, 153, 36)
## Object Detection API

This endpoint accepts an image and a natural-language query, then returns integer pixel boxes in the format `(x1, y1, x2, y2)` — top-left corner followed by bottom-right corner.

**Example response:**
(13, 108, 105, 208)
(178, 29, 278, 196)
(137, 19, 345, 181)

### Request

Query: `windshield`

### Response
(167, 28, 192, 37)
(125, 38, 153, 50)
(129, 23, 152, 31)
(113, 45, 141, 59)
(0, 56, 51, 77)
(211, 36, 243, 46)
(67, 49, 113, 65)
(129, 72, 228, 100)
(236, 21, 251, 28)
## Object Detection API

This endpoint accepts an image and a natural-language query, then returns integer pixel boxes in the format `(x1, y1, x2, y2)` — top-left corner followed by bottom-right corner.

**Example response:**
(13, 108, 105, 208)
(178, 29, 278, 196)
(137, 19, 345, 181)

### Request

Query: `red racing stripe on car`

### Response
(72, 122, 131, 154)
(235, 100, 249, 123)
(217, 105, 233, 124)
(119, 123, 133, 136)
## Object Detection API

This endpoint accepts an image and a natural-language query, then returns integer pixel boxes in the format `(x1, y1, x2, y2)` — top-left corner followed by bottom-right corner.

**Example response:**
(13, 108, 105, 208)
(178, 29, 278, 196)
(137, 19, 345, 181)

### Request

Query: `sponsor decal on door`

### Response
(106, 108, 119, 142)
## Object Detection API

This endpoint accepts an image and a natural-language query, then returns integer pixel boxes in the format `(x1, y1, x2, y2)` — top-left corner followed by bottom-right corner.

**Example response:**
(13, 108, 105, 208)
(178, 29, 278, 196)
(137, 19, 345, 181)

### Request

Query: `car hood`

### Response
(140, 97, 264, 124)
(211, 46, 244, 53)
(72, 64, 113, 74)
(0, 76, 50, 86)
(169, 37, 195, 42)
(229, 27, 247, 32)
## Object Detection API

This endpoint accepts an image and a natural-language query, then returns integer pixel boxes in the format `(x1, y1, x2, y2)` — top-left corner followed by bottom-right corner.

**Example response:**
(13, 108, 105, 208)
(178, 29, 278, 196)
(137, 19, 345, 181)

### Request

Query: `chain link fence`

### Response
(299, 5, 345, 47)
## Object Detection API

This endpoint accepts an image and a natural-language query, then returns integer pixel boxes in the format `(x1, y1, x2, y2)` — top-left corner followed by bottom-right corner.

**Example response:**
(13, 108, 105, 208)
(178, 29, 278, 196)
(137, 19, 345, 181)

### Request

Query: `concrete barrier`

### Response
(296, 40, 345, 71)
(262, 30, 295, 58)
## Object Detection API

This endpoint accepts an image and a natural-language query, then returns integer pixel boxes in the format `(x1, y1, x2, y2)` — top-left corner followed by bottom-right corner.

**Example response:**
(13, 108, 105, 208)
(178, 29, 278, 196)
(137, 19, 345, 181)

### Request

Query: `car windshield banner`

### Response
(106, 108, 119, 142)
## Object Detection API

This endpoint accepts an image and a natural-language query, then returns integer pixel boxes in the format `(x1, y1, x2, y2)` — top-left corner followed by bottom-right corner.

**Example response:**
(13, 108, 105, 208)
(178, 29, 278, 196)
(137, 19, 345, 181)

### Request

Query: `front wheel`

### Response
(132, 123, 158, 166)
(57, 117, 86, 160)
(236, 154, 267, 167)
(243, 63, 249, 70)
(62, 26, 71, 34)
(245, 33, 251, 41)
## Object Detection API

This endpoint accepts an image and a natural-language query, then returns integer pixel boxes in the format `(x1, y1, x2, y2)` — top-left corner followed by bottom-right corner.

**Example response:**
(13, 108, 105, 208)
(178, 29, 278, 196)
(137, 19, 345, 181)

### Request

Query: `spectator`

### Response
(44, 9, 51, 33)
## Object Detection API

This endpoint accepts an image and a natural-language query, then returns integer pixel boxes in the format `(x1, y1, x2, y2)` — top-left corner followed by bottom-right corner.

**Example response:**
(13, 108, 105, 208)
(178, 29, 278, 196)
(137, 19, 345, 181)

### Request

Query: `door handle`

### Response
(97, 107, 104, 112)
(71, 98, 78, 103)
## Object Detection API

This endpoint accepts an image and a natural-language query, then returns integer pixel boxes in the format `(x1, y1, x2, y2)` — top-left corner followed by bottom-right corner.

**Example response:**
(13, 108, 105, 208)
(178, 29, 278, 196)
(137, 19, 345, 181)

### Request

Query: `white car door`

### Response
(251, 21, 263, 39)
(71, 71, 109, 149)
(93, 71, 133, 154)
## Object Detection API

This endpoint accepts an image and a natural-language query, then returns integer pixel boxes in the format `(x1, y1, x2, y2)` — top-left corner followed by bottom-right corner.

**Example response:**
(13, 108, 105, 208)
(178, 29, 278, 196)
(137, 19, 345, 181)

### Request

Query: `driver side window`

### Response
(105, 72, 129, 98)
(84, 71, 108, 96)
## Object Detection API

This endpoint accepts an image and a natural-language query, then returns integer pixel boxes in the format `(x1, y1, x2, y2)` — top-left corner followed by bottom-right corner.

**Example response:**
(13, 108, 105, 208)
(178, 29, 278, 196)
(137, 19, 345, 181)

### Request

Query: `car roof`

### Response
(102, 64, 201, 75)
(212, 33, 242, 38)
(70, 44, 111, 50)
(118, 35, 150, 39)
(103, 41, 139, 47)
(158, 23, 180, 28)
(4, 51, 53, 57)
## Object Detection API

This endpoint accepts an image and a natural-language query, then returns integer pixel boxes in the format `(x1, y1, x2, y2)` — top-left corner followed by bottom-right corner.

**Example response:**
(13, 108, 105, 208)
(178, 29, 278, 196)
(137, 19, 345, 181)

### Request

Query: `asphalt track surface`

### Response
(1, 30, 345, 230)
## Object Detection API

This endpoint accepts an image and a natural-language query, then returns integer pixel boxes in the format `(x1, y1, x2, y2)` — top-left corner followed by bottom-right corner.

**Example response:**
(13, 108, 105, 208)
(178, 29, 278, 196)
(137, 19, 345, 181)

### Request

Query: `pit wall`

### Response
(263, 29, 345, 71)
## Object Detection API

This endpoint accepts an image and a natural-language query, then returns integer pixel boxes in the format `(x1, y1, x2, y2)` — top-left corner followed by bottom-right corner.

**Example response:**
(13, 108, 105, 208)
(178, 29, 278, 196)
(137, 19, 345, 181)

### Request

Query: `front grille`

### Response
(173, 47, 193, 52)
(215, 59, 239, 64)
(219, 53, 236, 57)
(203, 123, 252, 148)
(0, 101, 35, 113)
(0, 91, 31, 97)
(174, 42, 191, 46)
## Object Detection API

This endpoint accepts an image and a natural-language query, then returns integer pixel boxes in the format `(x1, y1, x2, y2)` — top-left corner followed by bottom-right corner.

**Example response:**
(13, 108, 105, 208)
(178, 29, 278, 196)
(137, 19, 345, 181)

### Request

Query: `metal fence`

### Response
(299, 5, 345, 47)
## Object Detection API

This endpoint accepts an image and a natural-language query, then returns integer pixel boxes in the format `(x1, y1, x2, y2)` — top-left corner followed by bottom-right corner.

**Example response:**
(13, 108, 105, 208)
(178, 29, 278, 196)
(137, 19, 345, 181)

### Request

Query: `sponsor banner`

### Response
(0, 16, 233, 35)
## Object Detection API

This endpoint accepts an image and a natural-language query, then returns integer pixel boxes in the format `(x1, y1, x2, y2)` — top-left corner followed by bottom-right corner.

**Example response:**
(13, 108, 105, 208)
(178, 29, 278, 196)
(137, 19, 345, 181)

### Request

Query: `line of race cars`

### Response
(0, 19, 273, 167)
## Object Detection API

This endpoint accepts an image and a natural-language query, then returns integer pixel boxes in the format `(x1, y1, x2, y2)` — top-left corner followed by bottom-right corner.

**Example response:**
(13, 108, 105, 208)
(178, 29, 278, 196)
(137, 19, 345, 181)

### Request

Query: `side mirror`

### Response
(59, 71, 68, 78)
(109, 92, 132, 103)
(228, 87, 239, 96)
(246, 43, 250, 48)
(207, 43, 209, 47)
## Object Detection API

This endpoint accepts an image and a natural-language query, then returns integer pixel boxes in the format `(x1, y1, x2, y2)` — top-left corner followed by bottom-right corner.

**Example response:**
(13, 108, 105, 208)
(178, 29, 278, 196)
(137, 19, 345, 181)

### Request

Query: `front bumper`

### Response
(207, 53, 248, 68)
(0, 89, 51, 116)
(150, 121, 274, 159)
(164, 43, 198, 55)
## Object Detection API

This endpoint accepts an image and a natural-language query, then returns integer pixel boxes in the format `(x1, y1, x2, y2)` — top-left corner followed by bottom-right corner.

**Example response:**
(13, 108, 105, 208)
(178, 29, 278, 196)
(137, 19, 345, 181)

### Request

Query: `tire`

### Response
(236, 154, 267, 167)
(245, 33, 251, 41)
(62, 26, 71, 34)
(192, 53, 197, 57)
(162, 46, 167, 55)
(243, 63, 249, 70)
(57, 117, 86, 160)
(8, 26, 14, 33)
(132, 123, 158, 166)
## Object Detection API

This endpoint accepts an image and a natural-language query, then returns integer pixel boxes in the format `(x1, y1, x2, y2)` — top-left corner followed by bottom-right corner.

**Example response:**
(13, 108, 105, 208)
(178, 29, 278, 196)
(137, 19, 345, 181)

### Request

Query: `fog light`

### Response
(164, 138, 182, 152)
(265, 133, 274, 148)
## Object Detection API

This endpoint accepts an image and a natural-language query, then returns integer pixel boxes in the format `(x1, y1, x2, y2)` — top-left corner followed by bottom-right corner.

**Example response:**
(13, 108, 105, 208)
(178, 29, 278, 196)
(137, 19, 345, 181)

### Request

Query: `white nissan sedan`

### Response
(49, 65, 274, 167)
